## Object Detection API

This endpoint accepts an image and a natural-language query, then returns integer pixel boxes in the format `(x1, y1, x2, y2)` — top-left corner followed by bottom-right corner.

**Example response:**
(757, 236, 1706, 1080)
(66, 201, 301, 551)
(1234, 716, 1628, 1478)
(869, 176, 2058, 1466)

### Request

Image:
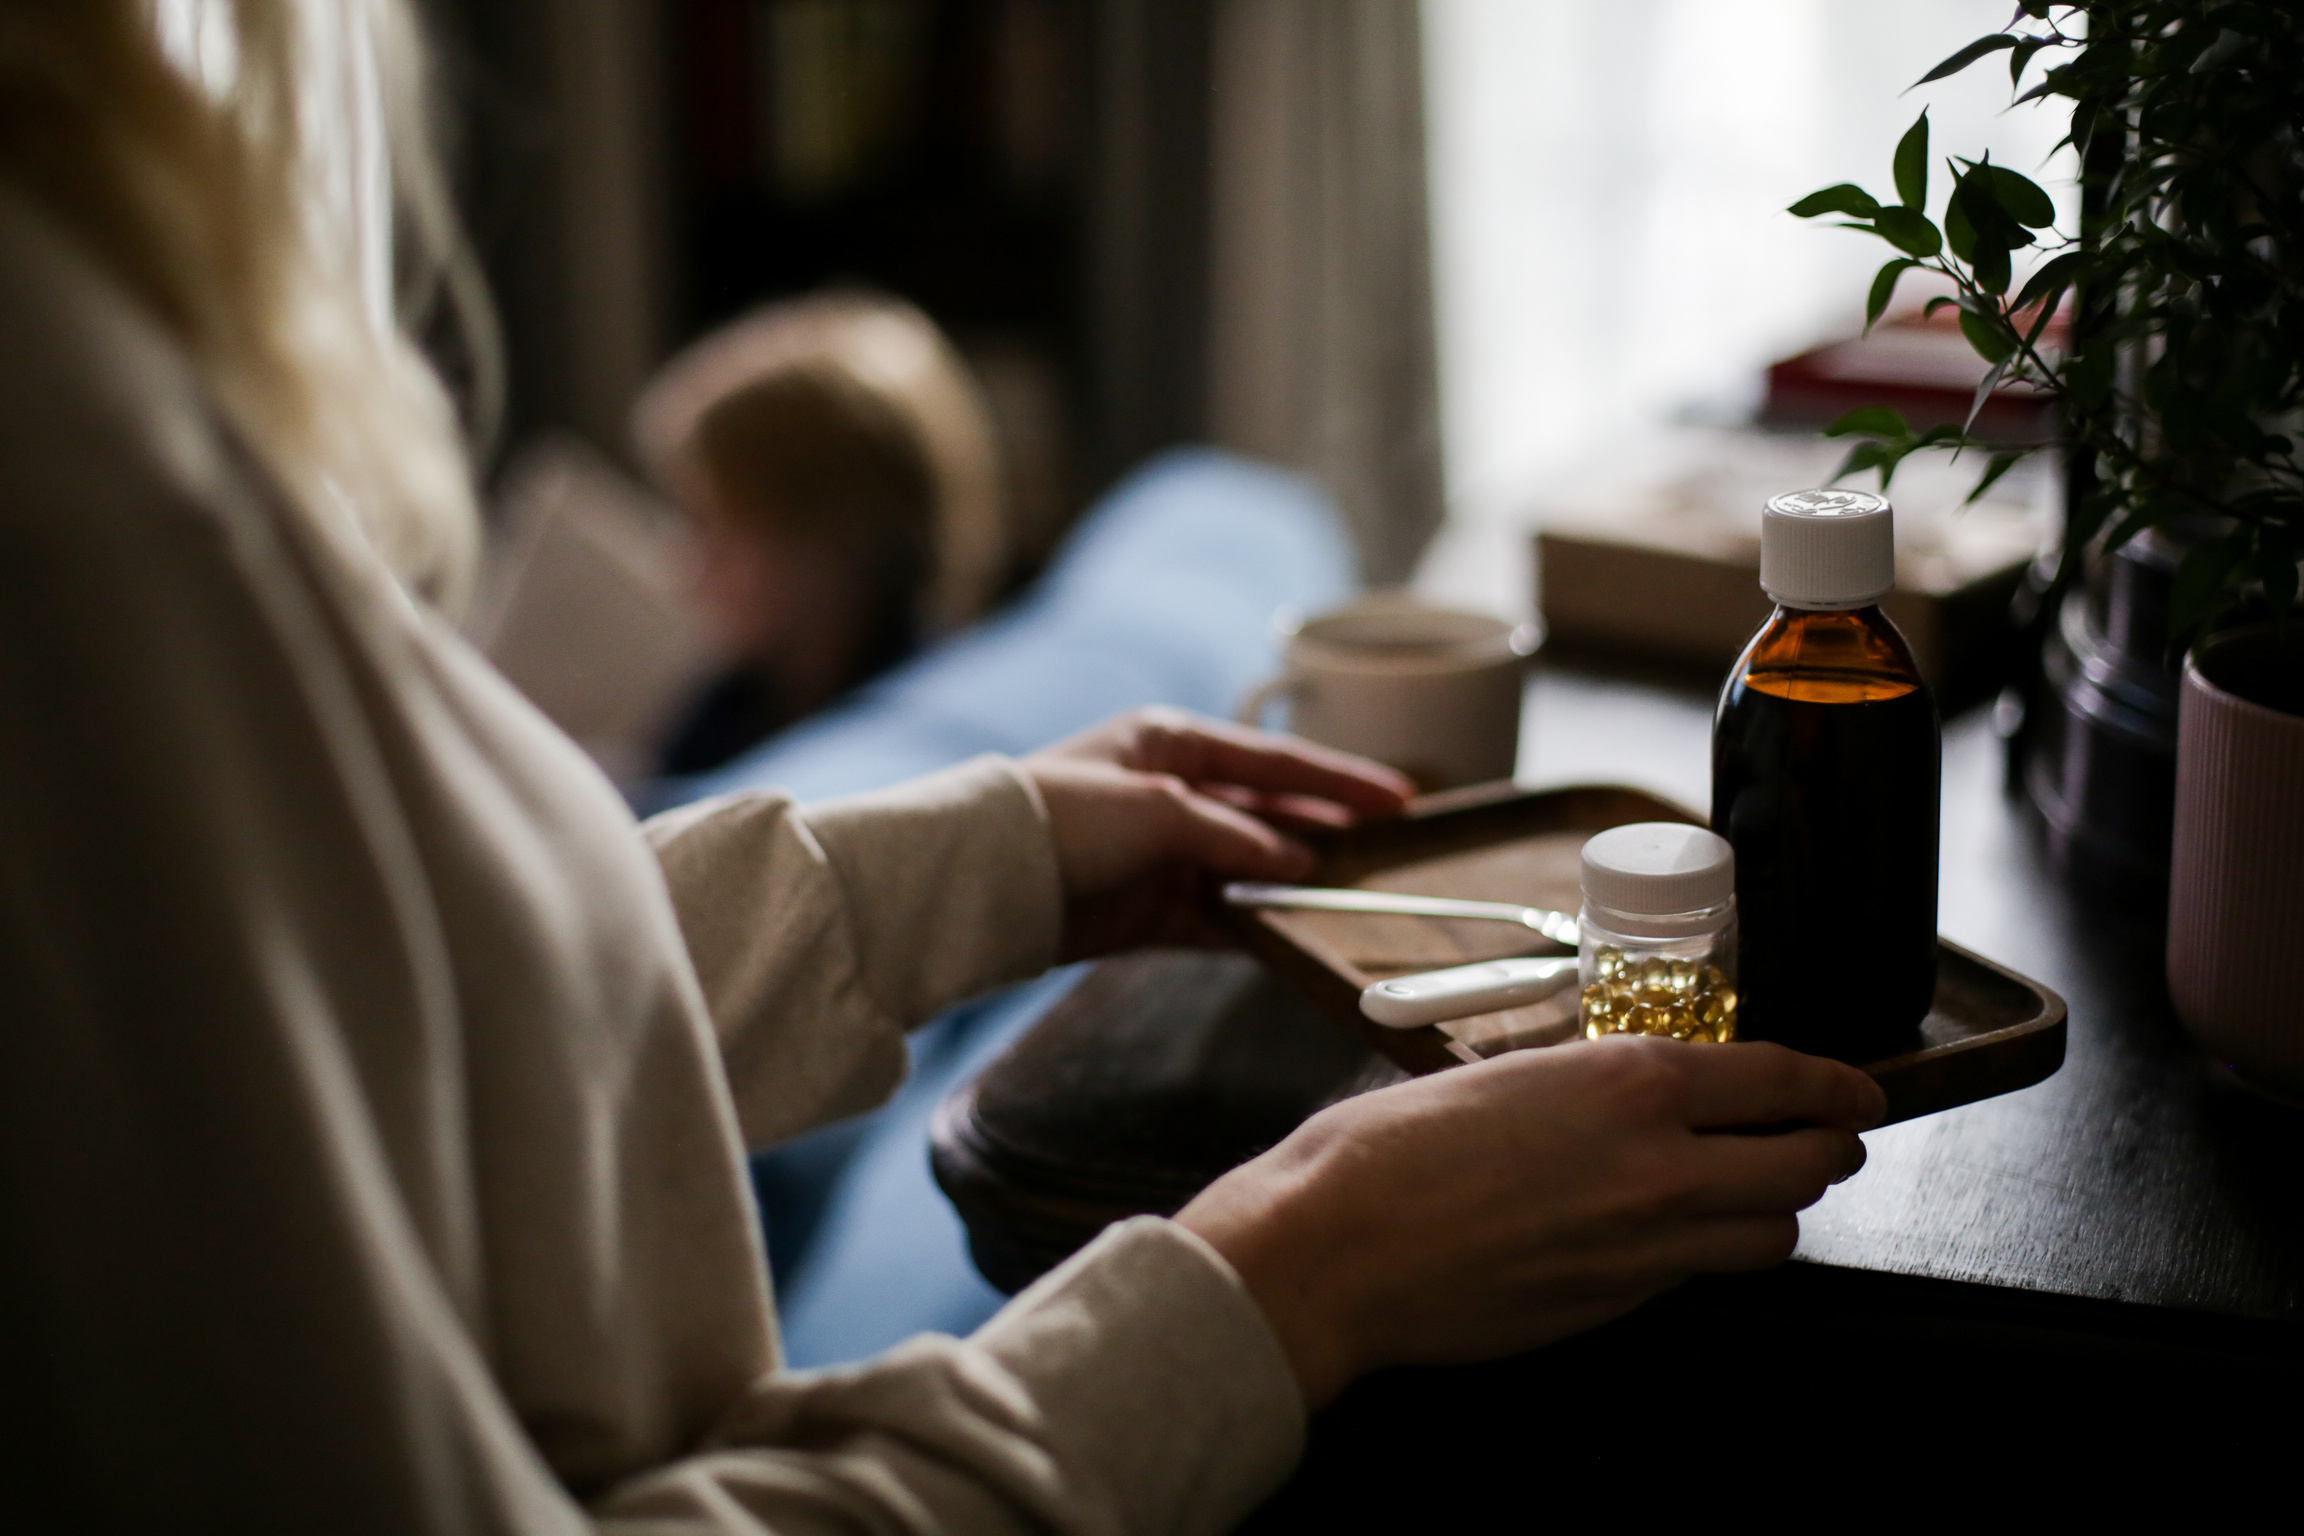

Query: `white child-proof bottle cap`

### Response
(1760, 488, 1896, 610)
(1580, 823, 1735, 938)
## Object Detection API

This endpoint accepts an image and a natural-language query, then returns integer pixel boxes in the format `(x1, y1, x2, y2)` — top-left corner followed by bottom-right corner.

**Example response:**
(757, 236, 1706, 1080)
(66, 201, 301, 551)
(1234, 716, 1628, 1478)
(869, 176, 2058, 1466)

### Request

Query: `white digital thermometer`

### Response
(1359, 957, 1580, 1028)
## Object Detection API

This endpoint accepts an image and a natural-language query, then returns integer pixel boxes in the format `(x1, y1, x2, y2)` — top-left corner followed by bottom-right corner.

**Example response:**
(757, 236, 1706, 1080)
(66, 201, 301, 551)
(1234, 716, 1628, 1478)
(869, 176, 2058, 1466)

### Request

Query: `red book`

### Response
(1764, 308, 2061, 443)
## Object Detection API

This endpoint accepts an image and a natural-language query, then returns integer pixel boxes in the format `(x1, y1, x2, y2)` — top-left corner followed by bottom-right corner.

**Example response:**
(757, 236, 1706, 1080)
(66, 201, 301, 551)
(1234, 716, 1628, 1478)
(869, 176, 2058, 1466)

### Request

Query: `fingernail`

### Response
(1840, 1138, 1869, 1181)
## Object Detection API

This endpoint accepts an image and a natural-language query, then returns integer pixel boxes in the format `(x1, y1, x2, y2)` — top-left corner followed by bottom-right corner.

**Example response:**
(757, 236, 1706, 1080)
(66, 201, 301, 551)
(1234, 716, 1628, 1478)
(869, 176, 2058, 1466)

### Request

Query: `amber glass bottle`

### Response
(1712, 491, 1940, 1062)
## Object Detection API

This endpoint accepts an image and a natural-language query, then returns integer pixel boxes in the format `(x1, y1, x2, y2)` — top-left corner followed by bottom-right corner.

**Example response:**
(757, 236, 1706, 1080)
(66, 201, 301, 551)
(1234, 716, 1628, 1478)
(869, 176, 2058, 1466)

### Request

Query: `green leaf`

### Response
(1823, 405, 1910, 441)
(1950, 160, 2036, 253)
(2190, 29, 2251, 75)
(1923, 294, 1962, 320)
(1865, 259, 1918, 332)
(2020, 293, 2059, 352)
(2062, 484, 2121, 580)
(1914, 34, 2019, 87)
(1872, 206, 1943, 258)
(2170, 530, 2253, 643)
(2098, 500, 2161, 557)
(2011, 74, 2065, 108)
(1964, 353, 2011, 436)
(2009, 36, 2050, 91)
(1788, 184, 1881, 219)
(2012, 251, 2086, 314)
(1971, 242, 2012, 296)
(1956, 306, 2013, 363)
(1828, 440, 1896, 489)
(1964, 451, 2029, 505)
(1893, 111, 1929, 209)
(1944, 190, 1976, 261)
(2066, 348, 2113, 411)
(1987, 166, 2057, 229)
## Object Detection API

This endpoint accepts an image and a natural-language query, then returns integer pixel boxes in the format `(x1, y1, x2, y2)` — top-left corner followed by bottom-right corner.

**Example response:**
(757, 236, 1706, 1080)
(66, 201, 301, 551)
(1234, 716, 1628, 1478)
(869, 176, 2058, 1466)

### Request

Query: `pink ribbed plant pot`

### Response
(2167, 627, 2304, 1105)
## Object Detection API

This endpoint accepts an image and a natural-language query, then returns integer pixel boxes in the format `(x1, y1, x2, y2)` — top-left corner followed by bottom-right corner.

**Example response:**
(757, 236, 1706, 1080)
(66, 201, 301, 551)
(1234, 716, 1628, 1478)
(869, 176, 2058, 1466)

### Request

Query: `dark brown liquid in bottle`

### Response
(1711, 606, 1939, 1062)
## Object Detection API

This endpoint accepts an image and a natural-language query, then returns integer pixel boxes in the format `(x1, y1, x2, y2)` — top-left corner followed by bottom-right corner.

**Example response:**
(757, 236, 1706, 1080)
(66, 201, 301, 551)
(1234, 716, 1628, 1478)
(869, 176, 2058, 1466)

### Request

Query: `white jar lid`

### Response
(1760, 488, 1895, 609)
(1581, 823, 1734, 919)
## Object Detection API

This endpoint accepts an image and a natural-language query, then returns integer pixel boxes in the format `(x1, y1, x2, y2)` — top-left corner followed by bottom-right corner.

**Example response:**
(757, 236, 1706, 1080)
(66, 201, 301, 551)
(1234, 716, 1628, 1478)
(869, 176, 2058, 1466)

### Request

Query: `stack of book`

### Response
(1534, 428, 2053, 710)
(1761, 305, 2061, 442)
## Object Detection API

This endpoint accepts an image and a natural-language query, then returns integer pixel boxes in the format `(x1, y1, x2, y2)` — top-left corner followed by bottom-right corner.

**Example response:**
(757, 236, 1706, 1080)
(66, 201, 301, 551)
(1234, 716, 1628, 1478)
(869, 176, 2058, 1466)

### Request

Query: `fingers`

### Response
(1667, 1040, 1887, 1133)
(1657, 1215, 1804, 1275)
(1147, 774, 1317, 881)
(1578, 1217, 1804, 1293)
(1089, 709, 1416, 818)
(1199, 784, 1363, 832)
(1677, 1126, 1867, 1217)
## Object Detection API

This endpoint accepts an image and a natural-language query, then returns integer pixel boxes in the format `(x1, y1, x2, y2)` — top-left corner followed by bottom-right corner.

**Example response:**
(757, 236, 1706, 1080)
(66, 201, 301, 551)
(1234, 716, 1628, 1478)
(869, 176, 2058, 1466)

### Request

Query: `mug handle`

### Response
(1236, 673, 1303, 730)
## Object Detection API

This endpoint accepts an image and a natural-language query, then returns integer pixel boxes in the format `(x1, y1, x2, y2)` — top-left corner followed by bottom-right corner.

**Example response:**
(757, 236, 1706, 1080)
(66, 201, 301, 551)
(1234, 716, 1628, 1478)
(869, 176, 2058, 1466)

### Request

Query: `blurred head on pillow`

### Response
(634, 293, 1008, 753)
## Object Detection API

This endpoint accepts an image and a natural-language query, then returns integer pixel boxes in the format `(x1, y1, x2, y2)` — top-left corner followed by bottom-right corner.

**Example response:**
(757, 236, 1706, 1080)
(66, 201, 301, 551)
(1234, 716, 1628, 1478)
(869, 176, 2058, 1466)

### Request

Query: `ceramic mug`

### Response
(1236, 594, 1538, 790)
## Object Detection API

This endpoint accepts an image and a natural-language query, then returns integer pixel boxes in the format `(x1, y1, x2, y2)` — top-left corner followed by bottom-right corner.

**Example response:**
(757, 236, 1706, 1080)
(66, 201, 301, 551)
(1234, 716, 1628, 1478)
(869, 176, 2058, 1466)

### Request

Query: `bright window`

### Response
(1421, 0, 2076, 538)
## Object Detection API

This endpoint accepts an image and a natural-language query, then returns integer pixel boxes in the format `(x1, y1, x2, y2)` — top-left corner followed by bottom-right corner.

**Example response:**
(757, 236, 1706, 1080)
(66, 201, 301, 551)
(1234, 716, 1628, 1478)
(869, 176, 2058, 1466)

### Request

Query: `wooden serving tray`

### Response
(1219, 781, 2067, 1125)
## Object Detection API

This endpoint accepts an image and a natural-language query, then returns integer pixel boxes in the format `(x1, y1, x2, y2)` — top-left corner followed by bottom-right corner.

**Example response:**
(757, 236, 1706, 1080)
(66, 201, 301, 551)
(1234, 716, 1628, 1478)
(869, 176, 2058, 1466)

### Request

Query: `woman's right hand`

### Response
(1174, 1036, 1886, 1408)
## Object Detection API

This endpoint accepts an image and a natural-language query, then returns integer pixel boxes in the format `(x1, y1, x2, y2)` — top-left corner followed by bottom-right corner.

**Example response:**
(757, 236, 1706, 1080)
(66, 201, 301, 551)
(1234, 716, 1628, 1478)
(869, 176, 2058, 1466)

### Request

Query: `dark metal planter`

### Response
(2021, 529, 2185, 909)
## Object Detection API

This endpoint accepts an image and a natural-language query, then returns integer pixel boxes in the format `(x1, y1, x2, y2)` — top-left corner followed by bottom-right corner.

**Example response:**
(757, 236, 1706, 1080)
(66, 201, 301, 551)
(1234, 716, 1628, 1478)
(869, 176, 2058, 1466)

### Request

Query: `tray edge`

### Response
(1221, 787, 2075, 1123)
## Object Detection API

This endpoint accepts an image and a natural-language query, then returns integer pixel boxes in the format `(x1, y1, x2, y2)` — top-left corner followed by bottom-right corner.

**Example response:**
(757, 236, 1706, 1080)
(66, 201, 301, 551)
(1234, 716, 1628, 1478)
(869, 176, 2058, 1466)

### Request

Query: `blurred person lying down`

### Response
(0, 2, 1886, 1531)
(633, 293, 1012, 774)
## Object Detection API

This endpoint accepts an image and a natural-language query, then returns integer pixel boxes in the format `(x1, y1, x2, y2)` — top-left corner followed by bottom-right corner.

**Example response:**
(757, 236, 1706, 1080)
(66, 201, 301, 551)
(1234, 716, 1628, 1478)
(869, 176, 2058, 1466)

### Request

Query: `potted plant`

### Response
(1788, 1, 2303, 1093)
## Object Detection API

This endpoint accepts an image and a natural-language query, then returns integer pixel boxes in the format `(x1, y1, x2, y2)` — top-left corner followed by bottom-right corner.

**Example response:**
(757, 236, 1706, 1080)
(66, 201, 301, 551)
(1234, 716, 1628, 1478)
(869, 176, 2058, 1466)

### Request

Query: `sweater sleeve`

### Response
(592, 1219, 1306, 1536)
(0, 192, 597, 1536)
(642, 758, 1063, 1147)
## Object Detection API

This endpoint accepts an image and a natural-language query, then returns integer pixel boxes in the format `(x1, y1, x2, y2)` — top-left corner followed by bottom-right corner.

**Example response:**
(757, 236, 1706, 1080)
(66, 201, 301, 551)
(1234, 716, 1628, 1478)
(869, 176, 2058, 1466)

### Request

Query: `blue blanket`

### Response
(641, 448, 1355, 1364)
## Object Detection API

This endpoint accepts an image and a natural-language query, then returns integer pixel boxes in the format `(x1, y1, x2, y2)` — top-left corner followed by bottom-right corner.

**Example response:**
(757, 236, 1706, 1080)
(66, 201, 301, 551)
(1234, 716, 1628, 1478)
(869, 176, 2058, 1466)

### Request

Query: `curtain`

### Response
(1207, 0, 1445, 586)
(1086, 0, 1217, 484)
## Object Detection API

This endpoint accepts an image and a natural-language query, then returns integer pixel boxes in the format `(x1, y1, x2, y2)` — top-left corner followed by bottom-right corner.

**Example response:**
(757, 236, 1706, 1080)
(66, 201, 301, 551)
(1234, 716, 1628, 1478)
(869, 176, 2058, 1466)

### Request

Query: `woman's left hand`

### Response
(1021, 708, 1415, 960)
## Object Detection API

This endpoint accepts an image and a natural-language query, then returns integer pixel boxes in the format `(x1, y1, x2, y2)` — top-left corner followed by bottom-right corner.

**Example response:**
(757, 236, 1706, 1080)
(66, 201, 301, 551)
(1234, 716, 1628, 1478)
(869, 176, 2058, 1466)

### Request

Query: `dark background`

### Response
(420, 0, 1222, 544)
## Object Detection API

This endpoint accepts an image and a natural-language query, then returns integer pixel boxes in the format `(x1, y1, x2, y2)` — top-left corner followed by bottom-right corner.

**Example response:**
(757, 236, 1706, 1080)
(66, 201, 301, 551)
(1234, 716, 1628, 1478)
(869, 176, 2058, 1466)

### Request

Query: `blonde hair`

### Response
(633, 292, 1008, 636)
(0, 0, 491, 609)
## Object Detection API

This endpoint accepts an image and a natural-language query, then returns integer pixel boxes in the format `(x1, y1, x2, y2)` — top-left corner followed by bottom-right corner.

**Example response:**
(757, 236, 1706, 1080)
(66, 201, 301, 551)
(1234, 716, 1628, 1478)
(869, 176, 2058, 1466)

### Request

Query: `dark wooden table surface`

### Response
(1231, 658, 2302, 1519)
(941, 654, 2303, 1514)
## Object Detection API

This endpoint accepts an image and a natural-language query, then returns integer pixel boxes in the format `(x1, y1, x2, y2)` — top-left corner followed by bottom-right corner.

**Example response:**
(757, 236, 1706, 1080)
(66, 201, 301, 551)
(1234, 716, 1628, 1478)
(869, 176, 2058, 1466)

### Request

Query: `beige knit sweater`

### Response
(0, 190, 1301, 1533)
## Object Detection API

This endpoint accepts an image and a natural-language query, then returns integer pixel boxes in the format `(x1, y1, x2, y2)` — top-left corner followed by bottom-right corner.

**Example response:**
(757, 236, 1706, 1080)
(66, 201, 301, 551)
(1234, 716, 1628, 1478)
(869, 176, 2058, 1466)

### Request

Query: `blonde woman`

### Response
(0, 3, 1883, 1530)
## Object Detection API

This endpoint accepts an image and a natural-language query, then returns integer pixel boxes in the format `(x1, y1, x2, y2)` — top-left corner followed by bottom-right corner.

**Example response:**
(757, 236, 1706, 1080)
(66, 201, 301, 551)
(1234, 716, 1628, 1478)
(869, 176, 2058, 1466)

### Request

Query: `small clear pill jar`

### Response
(1577, 823, 1739, 1043)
